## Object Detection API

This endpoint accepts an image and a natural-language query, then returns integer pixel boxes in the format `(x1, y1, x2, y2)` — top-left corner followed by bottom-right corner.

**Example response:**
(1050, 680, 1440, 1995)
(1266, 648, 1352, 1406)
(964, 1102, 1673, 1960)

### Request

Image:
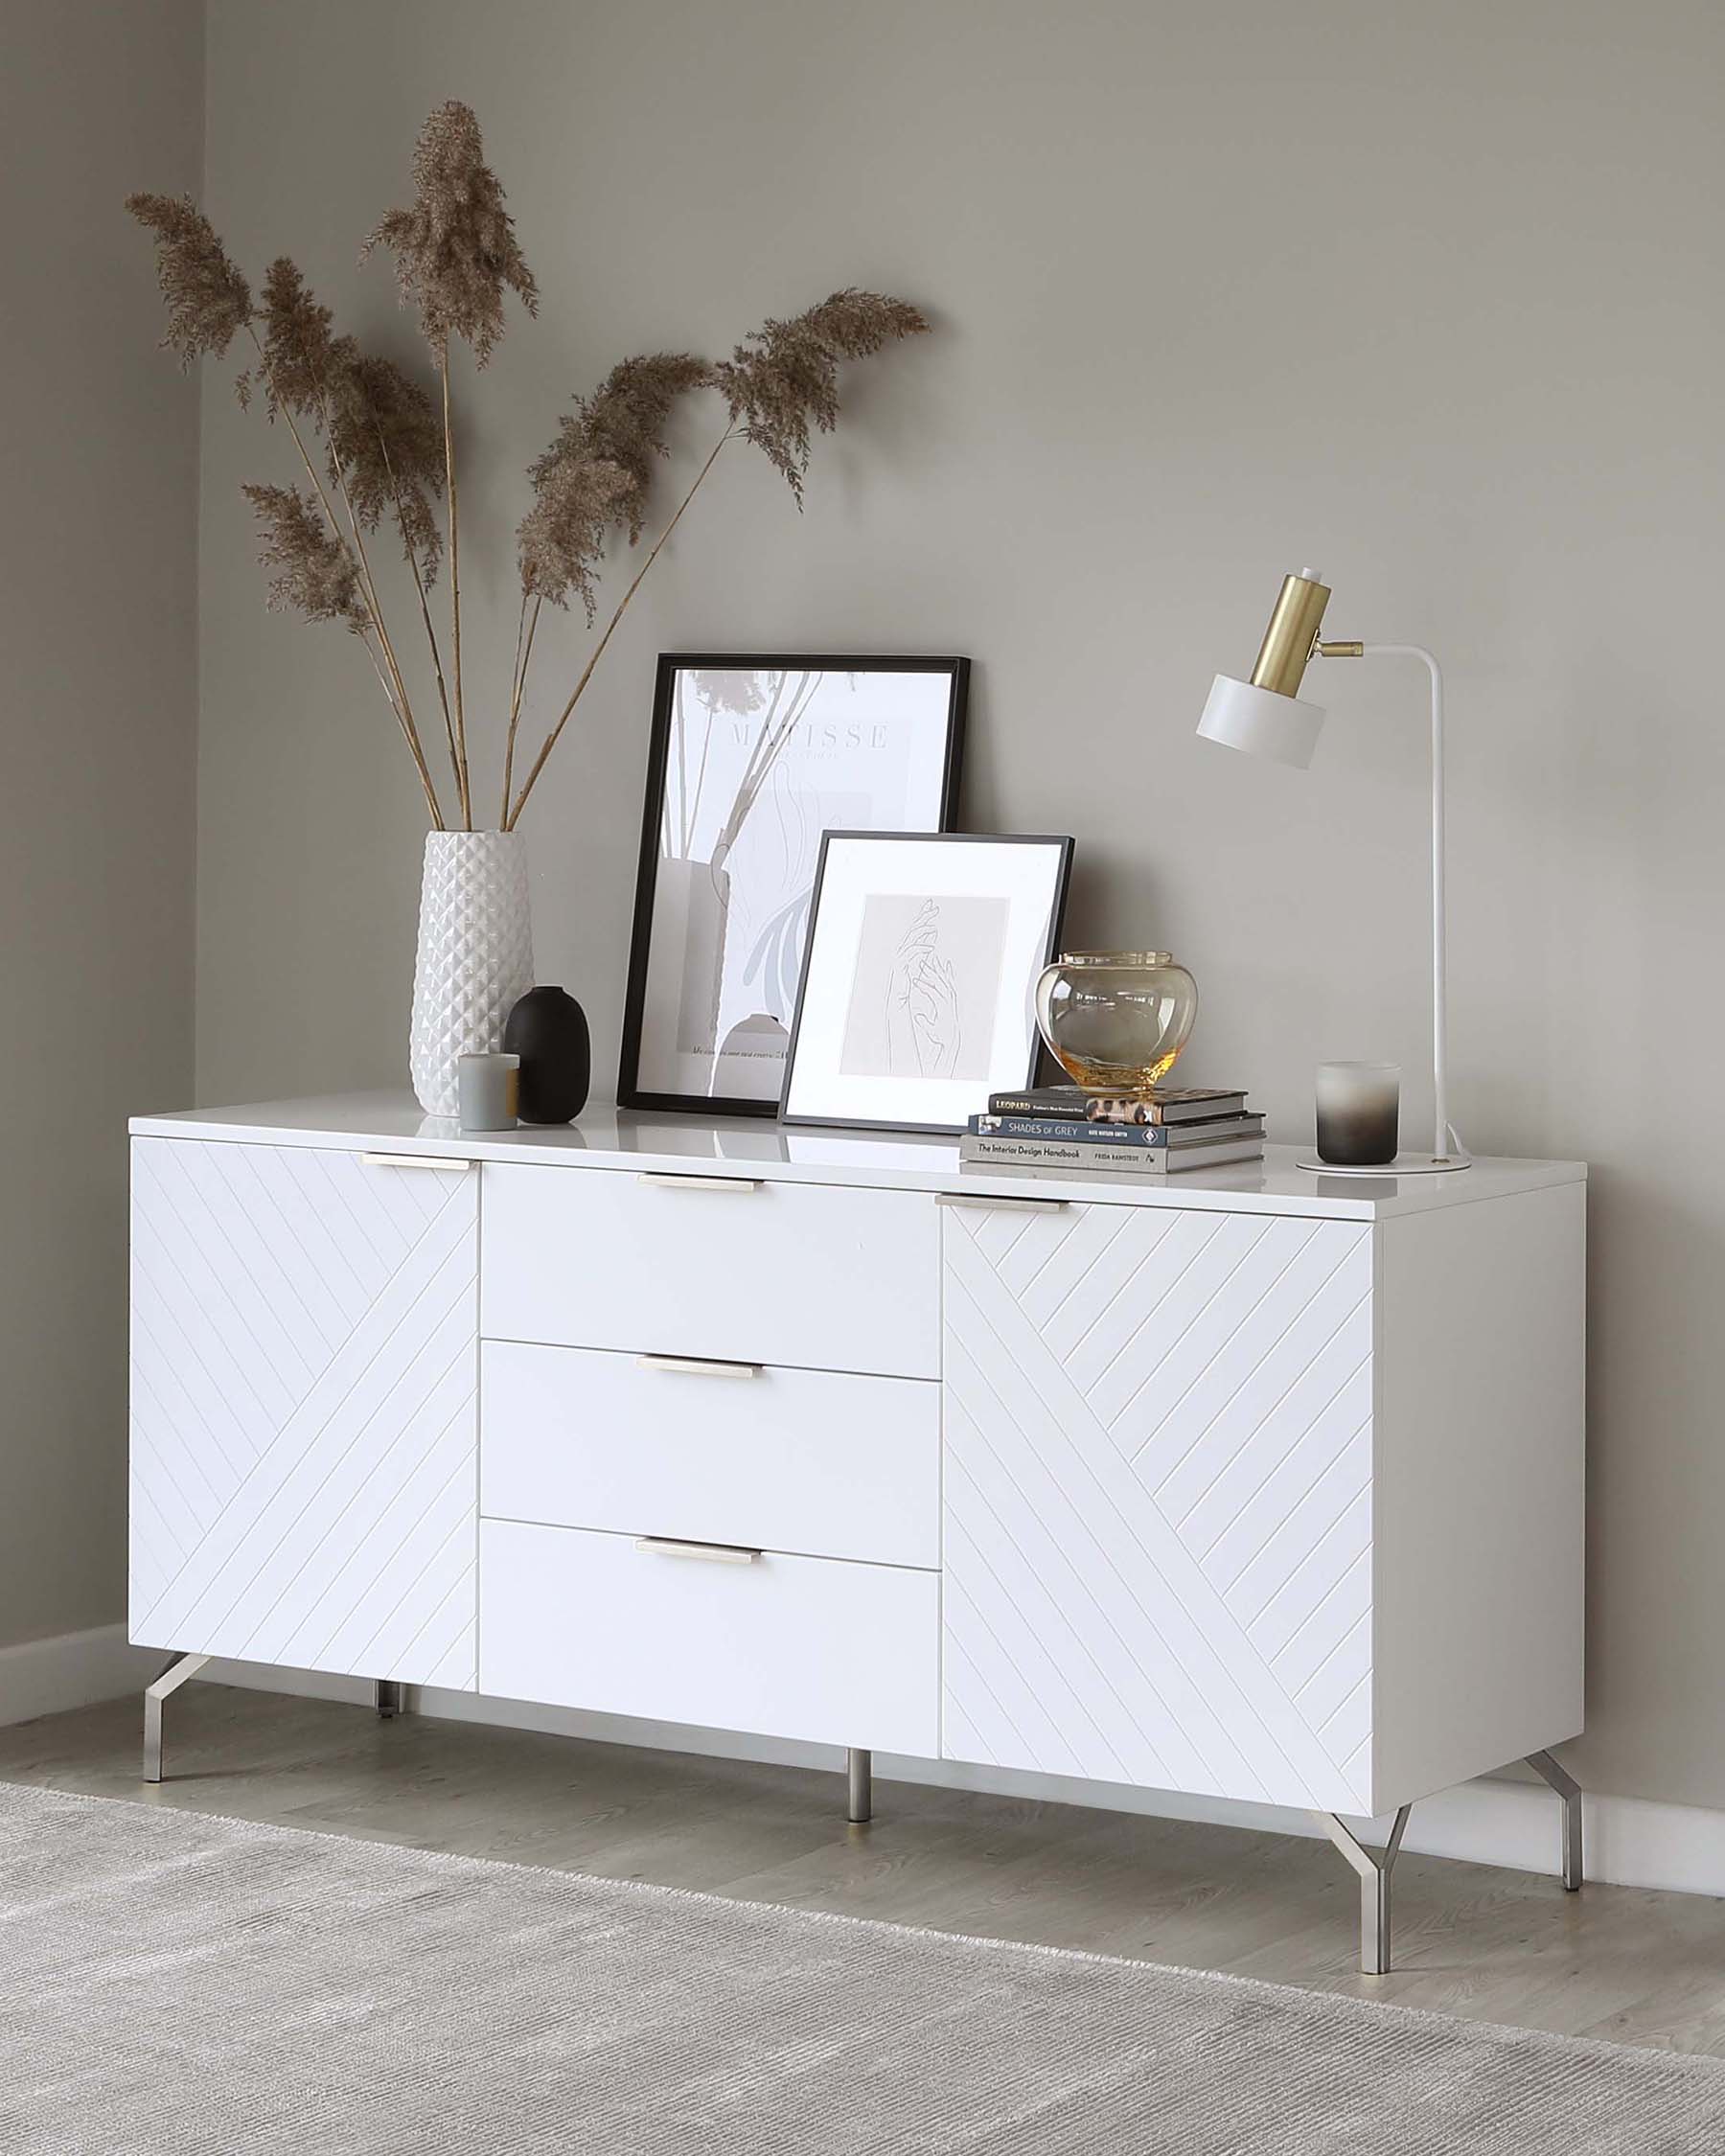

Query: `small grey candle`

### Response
(457, 1052, 519, 1133)
(1315, 1061, 1400, 1167)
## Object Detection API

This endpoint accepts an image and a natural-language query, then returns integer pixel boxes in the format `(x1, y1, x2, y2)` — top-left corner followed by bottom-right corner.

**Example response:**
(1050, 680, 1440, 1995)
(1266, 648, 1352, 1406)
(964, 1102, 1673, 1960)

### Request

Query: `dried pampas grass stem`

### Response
(440, 344, 472, 828)
(505, 424, 734, 830)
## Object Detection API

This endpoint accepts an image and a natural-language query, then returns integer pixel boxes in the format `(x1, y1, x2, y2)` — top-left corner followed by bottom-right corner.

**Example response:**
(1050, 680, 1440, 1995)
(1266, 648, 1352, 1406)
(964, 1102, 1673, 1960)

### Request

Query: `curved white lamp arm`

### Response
(1328, 643, 1465, 1164)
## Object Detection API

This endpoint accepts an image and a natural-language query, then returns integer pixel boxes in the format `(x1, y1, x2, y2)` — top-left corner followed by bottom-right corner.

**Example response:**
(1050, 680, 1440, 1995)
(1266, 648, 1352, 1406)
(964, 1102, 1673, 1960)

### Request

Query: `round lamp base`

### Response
(1295, 1152, 1473, 1177)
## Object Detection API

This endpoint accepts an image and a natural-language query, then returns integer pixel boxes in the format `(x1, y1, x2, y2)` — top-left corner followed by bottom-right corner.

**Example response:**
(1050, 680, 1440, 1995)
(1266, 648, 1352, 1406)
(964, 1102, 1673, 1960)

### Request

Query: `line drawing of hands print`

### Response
(884, 899, 962, 1077)
(839, 890, 1005, 1083)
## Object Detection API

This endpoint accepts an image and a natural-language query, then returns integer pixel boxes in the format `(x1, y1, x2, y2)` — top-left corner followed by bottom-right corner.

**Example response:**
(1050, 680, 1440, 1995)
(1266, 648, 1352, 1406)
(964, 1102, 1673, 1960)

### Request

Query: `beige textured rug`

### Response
(2, 1781, 1720, 2154)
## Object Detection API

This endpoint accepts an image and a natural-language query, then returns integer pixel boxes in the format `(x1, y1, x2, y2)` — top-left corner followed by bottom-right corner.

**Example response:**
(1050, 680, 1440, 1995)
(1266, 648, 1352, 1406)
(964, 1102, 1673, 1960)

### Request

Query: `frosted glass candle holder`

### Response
(1315, 1061, 1399, 1167)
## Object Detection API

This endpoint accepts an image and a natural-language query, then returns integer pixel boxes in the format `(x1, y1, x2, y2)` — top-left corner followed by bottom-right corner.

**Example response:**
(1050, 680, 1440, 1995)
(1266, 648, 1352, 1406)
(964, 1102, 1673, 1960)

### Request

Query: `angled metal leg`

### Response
(1315, 1805, 1412, 1975)
(142, 1653, 211, 1784)
(1527, 1750, 1583, 1891)
(376, 1680, 403, 1720)
(846, 1748, 872, 1824)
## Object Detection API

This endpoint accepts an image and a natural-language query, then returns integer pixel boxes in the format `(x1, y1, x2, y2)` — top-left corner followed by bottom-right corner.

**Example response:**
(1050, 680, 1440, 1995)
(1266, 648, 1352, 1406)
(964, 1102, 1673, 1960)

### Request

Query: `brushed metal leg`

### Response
(846, 1747, 872, 1824)
(142, 1653, 211, 1784)
(1314, 1804, 1412, 1975)
(1527, 1750, 1583, 1891)
(376, 1680, 403, 1720)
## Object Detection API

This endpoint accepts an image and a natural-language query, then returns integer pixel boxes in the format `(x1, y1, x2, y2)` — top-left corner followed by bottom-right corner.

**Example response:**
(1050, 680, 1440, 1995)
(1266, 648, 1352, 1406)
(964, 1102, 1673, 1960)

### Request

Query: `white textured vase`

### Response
(409, 831, 535, 1117)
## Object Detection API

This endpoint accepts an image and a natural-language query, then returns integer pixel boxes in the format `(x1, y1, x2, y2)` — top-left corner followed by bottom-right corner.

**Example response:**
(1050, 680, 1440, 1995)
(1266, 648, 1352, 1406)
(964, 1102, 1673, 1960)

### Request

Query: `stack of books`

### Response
(960, 1085, 1264, 1177)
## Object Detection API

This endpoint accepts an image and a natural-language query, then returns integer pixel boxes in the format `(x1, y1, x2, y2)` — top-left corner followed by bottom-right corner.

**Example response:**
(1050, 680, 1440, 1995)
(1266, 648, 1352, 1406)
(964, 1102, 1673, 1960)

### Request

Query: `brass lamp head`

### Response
(1249, 569, 1331, 699)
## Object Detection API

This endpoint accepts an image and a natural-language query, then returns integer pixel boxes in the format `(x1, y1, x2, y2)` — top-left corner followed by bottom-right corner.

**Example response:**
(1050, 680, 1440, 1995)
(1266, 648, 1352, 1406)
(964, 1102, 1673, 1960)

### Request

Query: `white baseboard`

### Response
(192, 1655, 1725, 1901)
(0, 1623, 159, 1729)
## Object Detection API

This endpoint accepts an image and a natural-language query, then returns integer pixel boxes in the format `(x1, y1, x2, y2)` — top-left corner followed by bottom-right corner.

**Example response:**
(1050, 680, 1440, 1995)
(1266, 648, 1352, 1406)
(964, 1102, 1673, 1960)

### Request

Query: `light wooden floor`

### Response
(4, 1684, 1722, 2056)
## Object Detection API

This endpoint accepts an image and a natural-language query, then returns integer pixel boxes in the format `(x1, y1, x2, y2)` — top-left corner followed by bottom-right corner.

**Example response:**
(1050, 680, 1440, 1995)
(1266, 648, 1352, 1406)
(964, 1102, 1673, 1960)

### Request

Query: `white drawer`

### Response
(480, 1164, 939, 1378)
(478, 1518, 939, 1755)
(481, 1342, 939, 1569)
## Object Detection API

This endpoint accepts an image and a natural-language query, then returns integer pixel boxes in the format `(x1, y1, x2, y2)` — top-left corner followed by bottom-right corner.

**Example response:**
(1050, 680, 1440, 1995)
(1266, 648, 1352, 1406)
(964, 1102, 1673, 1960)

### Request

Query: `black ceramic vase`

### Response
(503, 986, 591, 1124)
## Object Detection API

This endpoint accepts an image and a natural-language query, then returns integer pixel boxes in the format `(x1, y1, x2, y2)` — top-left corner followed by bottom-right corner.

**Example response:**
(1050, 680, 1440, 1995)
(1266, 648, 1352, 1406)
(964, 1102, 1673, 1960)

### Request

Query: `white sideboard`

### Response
(128, 1093, 1586, 1972)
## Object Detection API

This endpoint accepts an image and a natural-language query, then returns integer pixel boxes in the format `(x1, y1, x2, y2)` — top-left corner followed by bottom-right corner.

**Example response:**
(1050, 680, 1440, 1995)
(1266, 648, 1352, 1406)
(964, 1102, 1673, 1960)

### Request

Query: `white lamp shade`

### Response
(1197, 674, 1326, 769)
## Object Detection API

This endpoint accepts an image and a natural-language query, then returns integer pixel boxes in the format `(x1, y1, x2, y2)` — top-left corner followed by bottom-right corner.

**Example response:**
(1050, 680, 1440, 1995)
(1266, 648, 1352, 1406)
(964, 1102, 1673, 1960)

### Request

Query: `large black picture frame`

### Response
(618, 654, 969, 1117)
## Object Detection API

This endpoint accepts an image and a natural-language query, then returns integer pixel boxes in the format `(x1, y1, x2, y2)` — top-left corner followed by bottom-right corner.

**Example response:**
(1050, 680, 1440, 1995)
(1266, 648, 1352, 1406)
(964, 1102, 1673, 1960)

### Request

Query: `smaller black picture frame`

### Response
(779, 830, 1075, 1135)
(617, 654, 969, 1117)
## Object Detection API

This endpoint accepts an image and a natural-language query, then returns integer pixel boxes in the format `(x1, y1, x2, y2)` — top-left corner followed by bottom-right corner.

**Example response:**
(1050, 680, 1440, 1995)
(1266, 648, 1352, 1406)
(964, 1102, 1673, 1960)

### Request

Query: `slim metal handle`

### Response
(360, 1153, 476, 1173)
(634, 1536, 762, 1565)
(636, 1172, 765, 1192)
(635, 1353, 763, 1380)
(936, 1191, 1070, 1214)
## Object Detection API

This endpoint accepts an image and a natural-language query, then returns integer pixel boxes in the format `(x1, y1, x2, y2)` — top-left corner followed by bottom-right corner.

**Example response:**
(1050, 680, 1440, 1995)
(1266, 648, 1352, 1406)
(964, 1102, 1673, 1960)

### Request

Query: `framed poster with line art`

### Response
(781, 830, 1074, 1135)
(618, 654, 968, 1115)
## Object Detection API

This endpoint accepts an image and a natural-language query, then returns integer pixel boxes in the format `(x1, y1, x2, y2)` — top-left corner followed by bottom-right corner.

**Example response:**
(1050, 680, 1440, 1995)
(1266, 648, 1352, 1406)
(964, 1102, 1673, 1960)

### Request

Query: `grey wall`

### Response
(0, 4, 201, 1650)
(196, 0, 1725, 1809)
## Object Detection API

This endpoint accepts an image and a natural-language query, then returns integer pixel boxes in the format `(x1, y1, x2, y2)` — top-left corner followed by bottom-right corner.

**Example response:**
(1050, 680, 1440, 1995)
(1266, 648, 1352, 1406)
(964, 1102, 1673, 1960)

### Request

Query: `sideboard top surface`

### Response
(130, 1091, 1585, 1222)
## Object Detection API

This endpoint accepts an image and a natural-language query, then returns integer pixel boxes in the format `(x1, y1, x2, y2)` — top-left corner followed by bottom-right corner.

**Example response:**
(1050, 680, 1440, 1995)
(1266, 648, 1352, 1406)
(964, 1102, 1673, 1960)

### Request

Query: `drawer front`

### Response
(480, 1164, 939, 1378)
(479, 1519, 939, 1755)
(482, 1342, 939, 1569)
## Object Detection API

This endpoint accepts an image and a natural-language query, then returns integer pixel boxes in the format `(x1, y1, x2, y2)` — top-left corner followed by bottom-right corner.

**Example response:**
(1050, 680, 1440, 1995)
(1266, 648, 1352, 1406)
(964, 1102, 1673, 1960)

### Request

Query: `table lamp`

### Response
(1197, 568, 1470, 1174)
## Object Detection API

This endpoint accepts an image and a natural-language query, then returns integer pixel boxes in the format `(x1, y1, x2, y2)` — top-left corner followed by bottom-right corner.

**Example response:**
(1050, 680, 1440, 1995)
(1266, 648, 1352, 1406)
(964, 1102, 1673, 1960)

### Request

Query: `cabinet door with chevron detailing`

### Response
(127, 1139, 478, 1691)
(940, 1200, 1376, 1813)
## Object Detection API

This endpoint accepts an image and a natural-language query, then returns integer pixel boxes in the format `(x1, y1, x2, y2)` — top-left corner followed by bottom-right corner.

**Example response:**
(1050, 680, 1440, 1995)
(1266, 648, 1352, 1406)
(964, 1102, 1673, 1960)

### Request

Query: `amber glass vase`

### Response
(1034, 951, 1198, 1096)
